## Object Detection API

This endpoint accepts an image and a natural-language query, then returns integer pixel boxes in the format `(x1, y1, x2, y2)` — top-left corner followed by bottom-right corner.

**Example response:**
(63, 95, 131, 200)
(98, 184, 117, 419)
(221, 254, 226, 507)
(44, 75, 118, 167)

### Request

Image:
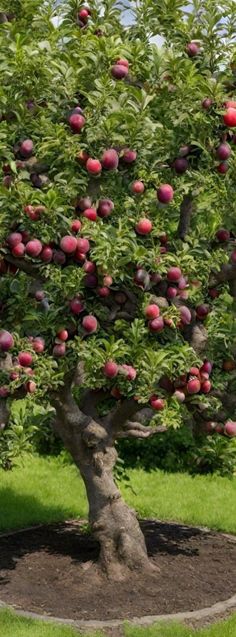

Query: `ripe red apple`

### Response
(82, 207, 97, 221)
(223, 107, 236, 127)
(150, 395, 165, 410)
(70, 297, 84, 315)
(167, 267, 182, 282)
(78, 7, 89, 23)
(71, 219, 82, 233)
(84, 273, 98, 287)
(101, 149, 119, 170)
(187, 378, 201, 394)
(144, 304, 160, 320)
(208, 287, 219, 298)
(216, 142, 231, 160)
(19, 139, 34, 158)
(98, 286, 110, 297)
(111, 386, 122, 399)
(7, 232, 23, 248)
(86, 158, 102, 175)
(103, 360, 118, 378)
(40, 245, 53, 262)
(134, 268, 150, 288)
(189, 367, 200, 378)
(12, 242, 25, 257)
(122, 149, 137, 163)
(57, 329, 68, 342)
(196, 304, 209, 320)
(116, 58, 129, 68)
(217, 162, 229, 174)
(60, 235, 77, 254)
(18, 351, 33, 367)
(173, 158, 188, 174)
(202, 98, 213, 109)
(157, 184, 174, 204)
(149, 316, 164, 332)
(224, 100, 236, 109)
(111, 64, 128, 79)
(0, 330, 14, 351)
(68, 113, 85, 133)
(82, 315, 98, 333)
(131, 180, 145, 194)
(97, 199, 114, 218)
(179, 145, 191, 157)
(53, 343, 66, 357)
(77, 237, 90, 253)
(120, 364, 136, 381)
(83, 260, 96, 274)
(186, 41, 200, 57)
(135, 218, 152, 235)
(224, 420, 236, 437)
(32, 337, 45, 353)
(25, 239, 42, 257)
(201, 379, 211, 393)
(216, 228, 230, 242)
(167, 286, 177, 299)
(75, 250, 86, 263)
(200, 360, 212, 374)
(215, 423, 224, 434)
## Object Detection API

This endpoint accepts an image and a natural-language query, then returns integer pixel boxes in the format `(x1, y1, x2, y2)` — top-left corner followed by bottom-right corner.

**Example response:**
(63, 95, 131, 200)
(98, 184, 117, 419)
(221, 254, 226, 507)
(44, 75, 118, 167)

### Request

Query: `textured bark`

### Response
(51, 389, 154, 580)
(178, 195, 193, 240)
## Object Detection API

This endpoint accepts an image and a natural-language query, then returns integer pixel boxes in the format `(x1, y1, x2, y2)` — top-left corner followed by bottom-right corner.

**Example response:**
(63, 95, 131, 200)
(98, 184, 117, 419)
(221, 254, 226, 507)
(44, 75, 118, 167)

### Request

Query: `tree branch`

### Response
(118, 421, 167, 439)
(2, 253, 45, 280)
(177, 195, 193, 240)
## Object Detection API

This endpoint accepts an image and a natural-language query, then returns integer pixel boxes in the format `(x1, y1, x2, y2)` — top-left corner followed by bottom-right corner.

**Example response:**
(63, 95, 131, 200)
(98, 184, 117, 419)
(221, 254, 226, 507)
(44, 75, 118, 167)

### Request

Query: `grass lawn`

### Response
(0, 455, 236, 636)
(0, 454, 235, 534)
(1, 609, 236, 637)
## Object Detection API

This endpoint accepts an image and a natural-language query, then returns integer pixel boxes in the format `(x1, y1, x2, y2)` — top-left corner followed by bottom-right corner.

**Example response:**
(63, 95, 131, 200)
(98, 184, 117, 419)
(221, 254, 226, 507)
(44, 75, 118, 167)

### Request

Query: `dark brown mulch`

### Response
(0, 520, 235, 622)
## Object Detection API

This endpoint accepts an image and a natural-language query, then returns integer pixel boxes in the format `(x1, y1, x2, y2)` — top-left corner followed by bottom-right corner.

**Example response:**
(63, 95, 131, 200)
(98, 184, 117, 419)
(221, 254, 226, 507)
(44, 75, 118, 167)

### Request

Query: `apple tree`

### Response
(0, 0, 236, 578)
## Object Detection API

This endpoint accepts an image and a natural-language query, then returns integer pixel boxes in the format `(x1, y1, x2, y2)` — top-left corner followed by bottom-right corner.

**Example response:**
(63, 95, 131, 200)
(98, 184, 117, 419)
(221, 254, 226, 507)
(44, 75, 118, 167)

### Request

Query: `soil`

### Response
(0, 519, 236, 622)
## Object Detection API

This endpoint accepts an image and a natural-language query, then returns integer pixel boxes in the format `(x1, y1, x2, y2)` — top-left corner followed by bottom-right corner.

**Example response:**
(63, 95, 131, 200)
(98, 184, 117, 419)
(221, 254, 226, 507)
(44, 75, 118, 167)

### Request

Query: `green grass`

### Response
(1, 609, 236, 637)
(0, 454, 236, 534)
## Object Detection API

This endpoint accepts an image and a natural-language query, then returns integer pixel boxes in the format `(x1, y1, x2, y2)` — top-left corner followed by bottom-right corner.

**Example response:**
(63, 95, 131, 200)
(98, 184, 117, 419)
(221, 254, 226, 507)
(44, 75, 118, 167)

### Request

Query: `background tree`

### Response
(0, 0, 236, 579)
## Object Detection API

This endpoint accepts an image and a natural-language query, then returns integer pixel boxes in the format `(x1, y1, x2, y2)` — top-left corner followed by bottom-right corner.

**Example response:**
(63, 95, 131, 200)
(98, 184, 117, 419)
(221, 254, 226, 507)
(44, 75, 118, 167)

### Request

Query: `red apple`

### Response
(103, 360, 118, 378)
(189, 367, 200, 378)
(40, 246, 53, 262)
(103, 275, 113, 287)
(70, 297, 84, 315)
(68, 113, 85, 133)
(217, 162, 229, 174)
(148, 316, 164, 332)
(86, 158, 102, 175)
(84, 273, 98, 287)
(111, 386, 122, 399)
(18, 351, 33, 367)
(53, 343, 66, 357)
(12, 242, 25, 257)
(19, 139, 34, 158)
(173, 158, 188, 174)
(0, 330, 14, 351)
(26, 380, 37, 393)
(224, 420, 236, 437)
(77, 237, 90, 253)
(200, 360, 212, 374)
(150, 395, 165, 410)
(83, 260, 96, 273)
(135, 218, 152, 235)
(78, 8, 89, 23)
(157, 184, 174, 204)
(131, 180, 145, 194)
(111, 64, 128, 79)
(187, 378, 201, 394)
(167, 286, 177, 299)
(174, 390, 185, 403)
(101, 149, 119, 170)
(223, 107, 236, 127)
(35, 290, 45, 301)
(97, 199, 114, 218)
(202, 98, 213, 109)
(76, 196, 92, 211)
(71, 219, 82, 233)
(25, 239, 42, 257)
(144, 304, 160, 320)
(120, 364, 136, 381)
(224, 101, 236, 109)
(216, 228, 230, 242)
(116, 58, 129, 68)
(60, 235, 77, 254)
(98, 286, 110, 297)
(201, 380, 211, 393)
(7, 232, 22, 247)
(196, 304, 209, 320)
(0, 386, 10, 398)
(186, 41, 200, 57)
(122, 149, 137, 163)
(216, 142, 231, 160)
(82, 207, 97, 221)
(32, 337, 45, 353)
(167, 267, 182, 282)
(57, 329, 68, 342)
(82, 315, 98, 333)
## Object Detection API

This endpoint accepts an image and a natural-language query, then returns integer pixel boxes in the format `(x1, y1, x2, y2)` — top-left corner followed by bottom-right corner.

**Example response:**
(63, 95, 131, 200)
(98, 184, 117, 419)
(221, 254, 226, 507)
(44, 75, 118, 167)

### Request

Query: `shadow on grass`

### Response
(0, 494, 202, 587)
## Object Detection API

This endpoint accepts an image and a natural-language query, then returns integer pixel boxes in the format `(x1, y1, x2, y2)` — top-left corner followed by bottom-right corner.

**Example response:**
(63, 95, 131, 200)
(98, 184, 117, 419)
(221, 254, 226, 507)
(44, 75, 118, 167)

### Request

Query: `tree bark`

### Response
(51, 391, 154, 580)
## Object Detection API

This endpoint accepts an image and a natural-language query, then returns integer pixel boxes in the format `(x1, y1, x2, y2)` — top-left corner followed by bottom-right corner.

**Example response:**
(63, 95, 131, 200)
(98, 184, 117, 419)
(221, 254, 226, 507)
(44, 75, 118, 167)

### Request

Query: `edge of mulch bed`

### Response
(0, 519, 236, 630)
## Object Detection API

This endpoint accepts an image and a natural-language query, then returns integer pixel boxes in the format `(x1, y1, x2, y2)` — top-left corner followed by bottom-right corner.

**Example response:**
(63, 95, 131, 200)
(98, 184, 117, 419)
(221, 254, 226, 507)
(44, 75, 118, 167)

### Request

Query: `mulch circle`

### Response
(0, 519, 236, 623)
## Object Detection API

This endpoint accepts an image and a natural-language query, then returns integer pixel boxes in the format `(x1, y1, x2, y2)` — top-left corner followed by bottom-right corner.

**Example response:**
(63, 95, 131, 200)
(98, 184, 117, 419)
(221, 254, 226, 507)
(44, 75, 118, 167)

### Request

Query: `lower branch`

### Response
(177, 195, 193, 240)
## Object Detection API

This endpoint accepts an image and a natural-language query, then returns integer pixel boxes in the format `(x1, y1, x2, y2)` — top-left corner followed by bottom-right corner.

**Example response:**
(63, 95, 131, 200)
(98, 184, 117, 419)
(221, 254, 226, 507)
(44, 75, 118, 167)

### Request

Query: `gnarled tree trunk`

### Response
(52, 388, 154, 580)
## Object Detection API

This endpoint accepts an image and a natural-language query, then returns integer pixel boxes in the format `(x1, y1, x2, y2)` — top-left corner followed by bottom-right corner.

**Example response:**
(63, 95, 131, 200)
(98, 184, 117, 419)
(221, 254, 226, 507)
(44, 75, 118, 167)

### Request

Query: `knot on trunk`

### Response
(82, 421, 108, 448)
